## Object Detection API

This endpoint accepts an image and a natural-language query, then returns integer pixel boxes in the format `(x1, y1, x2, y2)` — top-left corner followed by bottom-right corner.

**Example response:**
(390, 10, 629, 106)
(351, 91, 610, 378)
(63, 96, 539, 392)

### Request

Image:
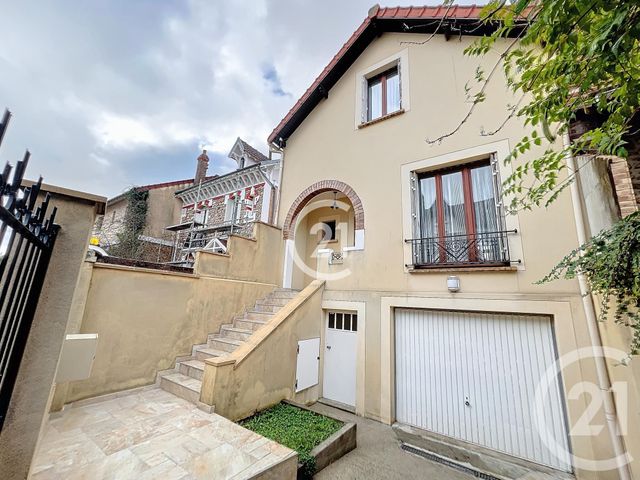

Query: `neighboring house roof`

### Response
(175, 138, 274, 199)
(229, 137, 270, 164)
(175, 160, 279, 201)
(268, 4, 528, 146)
(107, 176, 217, 207)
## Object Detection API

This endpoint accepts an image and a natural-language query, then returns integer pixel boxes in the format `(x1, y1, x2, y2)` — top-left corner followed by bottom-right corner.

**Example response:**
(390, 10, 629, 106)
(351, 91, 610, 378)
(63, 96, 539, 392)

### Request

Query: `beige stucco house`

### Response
(28, 5, 640, 480)
(94, 147, 217, 261)
(262, 4, 638, 479)
(96, 176, 205, 261)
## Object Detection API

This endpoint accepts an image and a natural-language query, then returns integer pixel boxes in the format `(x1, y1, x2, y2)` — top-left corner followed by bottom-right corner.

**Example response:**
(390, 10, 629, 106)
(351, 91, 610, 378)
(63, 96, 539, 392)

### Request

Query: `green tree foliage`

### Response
(462, 0, 640, 351)
(466, 0, 639, 210)
(540, 212, 640, 354)
(110, 188, 148, 260)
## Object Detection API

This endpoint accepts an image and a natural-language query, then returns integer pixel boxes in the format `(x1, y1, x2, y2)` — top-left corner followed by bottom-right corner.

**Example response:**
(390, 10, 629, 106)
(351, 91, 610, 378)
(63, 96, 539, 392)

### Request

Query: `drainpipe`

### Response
(270, 142, 285, 225)
(564, 132, 632, 480)
(257, 164, 275, 190)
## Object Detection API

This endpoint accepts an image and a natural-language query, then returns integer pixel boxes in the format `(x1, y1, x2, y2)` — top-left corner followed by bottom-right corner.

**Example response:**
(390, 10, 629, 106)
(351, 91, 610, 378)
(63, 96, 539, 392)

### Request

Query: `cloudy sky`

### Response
(0, 1, 462, 198)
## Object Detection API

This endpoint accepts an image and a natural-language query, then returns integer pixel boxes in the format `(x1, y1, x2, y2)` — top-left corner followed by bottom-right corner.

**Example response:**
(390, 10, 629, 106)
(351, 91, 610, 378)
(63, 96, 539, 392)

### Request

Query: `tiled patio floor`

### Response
(31, 387, 297, 479)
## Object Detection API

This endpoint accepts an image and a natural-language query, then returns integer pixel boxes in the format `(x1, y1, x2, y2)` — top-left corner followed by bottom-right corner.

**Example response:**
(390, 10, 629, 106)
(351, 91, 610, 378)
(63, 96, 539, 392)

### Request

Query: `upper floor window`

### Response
(356, 50, 408, 127)
(194, 208, 208, 226)
(409, 159, 511, 268)
(367, 67, 401, 121)
(224, 196, 238, 222)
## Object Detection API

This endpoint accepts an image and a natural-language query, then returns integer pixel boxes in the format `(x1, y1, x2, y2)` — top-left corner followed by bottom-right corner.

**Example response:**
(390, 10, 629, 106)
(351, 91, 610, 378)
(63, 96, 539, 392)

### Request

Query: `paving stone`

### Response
(32, 387, 294, 480)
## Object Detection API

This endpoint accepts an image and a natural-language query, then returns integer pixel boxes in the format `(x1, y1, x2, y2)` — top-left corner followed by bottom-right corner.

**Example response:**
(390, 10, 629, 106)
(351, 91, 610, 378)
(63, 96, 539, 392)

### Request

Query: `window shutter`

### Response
(361, 77, 368, 123)
(490, 153, 505, 231)
(410, 171, 420, 238)
(397, 59, 402, 109)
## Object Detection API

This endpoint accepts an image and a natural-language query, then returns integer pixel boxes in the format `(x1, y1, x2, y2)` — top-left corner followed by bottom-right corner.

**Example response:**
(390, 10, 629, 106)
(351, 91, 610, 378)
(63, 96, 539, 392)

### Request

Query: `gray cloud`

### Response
(0, 1, 462, 197)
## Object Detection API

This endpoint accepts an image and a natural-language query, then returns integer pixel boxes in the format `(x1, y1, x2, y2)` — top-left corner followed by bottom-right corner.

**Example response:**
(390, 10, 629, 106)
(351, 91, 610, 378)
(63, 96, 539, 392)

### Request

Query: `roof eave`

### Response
(268, 10, 529, 147)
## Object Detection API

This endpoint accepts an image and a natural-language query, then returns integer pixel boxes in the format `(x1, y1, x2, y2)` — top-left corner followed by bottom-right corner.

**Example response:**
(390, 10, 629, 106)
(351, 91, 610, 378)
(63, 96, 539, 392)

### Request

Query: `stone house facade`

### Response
(171, 138, 280, 263)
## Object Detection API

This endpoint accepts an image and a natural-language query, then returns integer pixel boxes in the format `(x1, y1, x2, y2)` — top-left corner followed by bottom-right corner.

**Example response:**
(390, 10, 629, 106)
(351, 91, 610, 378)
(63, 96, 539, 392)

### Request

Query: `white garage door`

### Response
(395, 308, 571, 472)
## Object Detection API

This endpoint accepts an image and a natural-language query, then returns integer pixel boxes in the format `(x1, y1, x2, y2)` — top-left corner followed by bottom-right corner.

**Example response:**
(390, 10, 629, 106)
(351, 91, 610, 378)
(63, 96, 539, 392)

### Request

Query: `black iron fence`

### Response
(406, 230, 516, 268)
(0, 109, 59, 431)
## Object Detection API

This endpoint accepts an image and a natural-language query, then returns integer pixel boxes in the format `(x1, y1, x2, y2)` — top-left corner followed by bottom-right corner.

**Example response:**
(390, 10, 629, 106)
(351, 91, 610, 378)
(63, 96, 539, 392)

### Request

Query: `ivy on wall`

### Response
(109, 188, 149, 260)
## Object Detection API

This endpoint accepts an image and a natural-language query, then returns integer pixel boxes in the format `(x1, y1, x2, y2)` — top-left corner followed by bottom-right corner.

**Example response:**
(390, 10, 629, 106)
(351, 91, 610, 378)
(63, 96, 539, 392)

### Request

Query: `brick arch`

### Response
(283, 180, 364, 240)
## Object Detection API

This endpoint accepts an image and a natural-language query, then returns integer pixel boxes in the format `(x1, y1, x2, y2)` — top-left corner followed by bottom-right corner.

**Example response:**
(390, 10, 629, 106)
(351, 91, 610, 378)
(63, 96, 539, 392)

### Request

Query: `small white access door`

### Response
(296, 338, 320, 392)
(323, 311, 358, 407)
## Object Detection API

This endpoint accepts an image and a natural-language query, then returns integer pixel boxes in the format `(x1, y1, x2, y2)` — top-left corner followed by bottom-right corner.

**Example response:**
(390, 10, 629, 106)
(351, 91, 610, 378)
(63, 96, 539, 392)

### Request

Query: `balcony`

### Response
(405, 230, 516, 269)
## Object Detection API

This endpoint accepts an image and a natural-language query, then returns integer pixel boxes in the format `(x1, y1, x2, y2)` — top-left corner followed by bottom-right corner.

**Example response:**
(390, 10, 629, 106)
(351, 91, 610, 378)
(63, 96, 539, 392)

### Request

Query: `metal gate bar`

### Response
(0, 109, 59, 431)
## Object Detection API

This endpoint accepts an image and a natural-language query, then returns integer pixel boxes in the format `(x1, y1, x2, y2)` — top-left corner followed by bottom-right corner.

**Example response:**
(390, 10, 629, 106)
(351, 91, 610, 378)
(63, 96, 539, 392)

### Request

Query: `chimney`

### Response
(195, 149, 209, 185)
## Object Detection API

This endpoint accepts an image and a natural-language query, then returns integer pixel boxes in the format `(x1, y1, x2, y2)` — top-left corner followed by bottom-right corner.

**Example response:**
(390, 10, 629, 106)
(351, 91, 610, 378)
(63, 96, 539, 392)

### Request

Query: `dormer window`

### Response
(239, 156, 246, 169)
(367, 67, 400, 121)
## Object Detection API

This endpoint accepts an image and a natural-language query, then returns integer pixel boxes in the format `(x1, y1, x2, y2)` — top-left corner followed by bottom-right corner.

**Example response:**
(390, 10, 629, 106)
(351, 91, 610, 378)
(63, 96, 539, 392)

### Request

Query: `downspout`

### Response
(564, 132, 632, 480)
(256, 164, 276, 224)
(270, 142, 285, 225)
(257, 164, 275, 190)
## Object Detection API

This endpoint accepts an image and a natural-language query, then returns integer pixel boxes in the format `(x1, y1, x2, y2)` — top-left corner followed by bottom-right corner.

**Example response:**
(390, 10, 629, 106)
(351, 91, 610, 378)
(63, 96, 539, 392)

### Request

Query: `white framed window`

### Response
(319, 219, 337, 242)
(328, 311, 358, 332)
(400, 140, 524, 271)
(355, 49, 409, 127)
(366, 67, 401, 121)
(224, 196, 238, 222)
(411, 157, 507, 267)
(194, 208, 208, 226)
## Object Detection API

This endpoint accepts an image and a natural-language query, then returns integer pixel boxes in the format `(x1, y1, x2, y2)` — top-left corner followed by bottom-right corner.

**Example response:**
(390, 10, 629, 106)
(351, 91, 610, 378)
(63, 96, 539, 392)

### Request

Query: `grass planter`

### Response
(240, 401, 356, 478)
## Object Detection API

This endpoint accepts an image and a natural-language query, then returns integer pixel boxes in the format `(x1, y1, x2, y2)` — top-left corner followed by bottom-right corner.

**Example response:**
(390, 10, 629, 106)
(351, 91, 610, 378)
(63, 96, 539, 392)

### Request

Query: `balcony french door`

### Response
(414, 160, 507, 267)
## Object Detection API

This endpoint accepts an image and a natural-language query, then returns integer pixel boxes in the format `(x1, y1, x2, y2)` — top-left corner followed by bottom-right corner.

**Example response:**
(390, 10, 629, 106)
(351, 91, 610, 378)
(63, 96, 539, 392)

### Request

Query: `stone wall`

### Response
(175, 183, 267, 254)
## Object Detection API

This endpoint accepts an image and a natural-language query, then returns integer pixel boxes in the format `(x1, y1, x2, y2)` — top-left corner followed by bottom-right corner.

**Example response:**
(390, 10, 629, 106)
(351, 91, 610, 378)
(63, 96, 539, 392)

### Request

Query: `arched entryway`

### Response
(282, 180, 365, 288)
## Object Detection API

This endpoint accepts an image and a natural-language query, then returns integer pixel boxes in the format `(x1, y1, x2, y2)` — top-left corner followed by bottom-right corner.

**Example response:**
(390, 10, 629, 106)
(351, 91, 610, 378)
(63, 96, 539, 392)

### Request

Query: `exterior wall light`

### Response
(330, 191, 339, 209)
(447, 275, 460, 293)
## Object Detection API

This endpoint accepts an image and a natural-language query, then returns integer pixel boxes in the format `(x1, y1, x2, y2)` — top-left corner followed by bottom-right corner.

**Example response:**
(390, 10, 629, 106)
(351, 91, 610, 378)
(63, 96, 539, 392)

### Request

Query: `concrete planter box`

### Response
(283, 401, 357, 477)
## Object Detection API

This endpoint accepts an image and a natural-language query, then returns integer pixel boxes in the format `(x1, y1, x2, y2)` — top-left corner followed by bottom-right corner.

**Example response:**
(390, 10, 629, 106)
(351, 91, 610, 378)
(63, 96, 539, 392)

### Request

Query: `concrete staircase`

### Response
(157, 288, 299, 407)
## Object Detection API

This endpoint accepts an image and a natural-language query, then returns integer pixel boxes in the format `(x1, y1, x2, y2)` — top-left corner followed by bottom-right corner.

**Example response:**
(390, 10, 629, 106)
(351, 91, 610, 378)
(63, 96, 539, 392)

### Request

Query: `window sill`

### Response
(358, 109, 404, 129)
(407, 265, 518, 273)
(319, 239, 339, 245)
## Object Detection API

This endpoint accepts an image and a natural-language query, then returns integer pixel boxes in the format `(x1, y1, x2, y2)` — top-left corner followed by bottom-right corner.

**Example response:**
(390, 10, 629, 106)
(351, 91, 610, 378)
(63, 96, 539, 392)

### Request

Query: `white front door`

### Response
(323, 311, 357, 407)
(395, 308, 572, 472)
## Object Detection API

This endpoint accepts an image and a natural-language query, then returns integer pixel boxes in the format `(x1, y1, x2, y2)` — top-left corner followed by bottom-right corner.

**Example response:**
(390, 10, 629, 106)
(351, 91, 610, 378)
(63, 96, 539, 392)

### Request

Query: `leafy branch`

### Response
(539, 212, 640, 354)
(416, 0, 640, 352)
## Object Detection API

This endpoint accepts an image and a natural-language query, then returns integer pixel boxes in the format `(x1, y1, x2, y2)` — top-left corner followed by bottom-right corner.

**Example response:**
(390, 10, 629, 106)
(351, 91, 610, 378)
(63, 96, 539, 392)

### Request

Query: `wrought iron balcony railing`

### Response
(405, 230, 516, 268)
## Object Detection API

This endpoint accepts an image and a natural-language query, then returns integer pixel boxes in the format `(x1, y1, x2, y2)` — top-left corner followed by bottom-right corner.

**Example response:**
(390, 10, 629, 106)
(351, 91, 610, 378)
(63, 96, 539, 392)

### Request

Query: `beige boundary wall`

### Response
(193, 221, 283, 284)
(0, 184, 105, 480)
(201, 280, 325, 420)
(55, 223, 284, 406)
